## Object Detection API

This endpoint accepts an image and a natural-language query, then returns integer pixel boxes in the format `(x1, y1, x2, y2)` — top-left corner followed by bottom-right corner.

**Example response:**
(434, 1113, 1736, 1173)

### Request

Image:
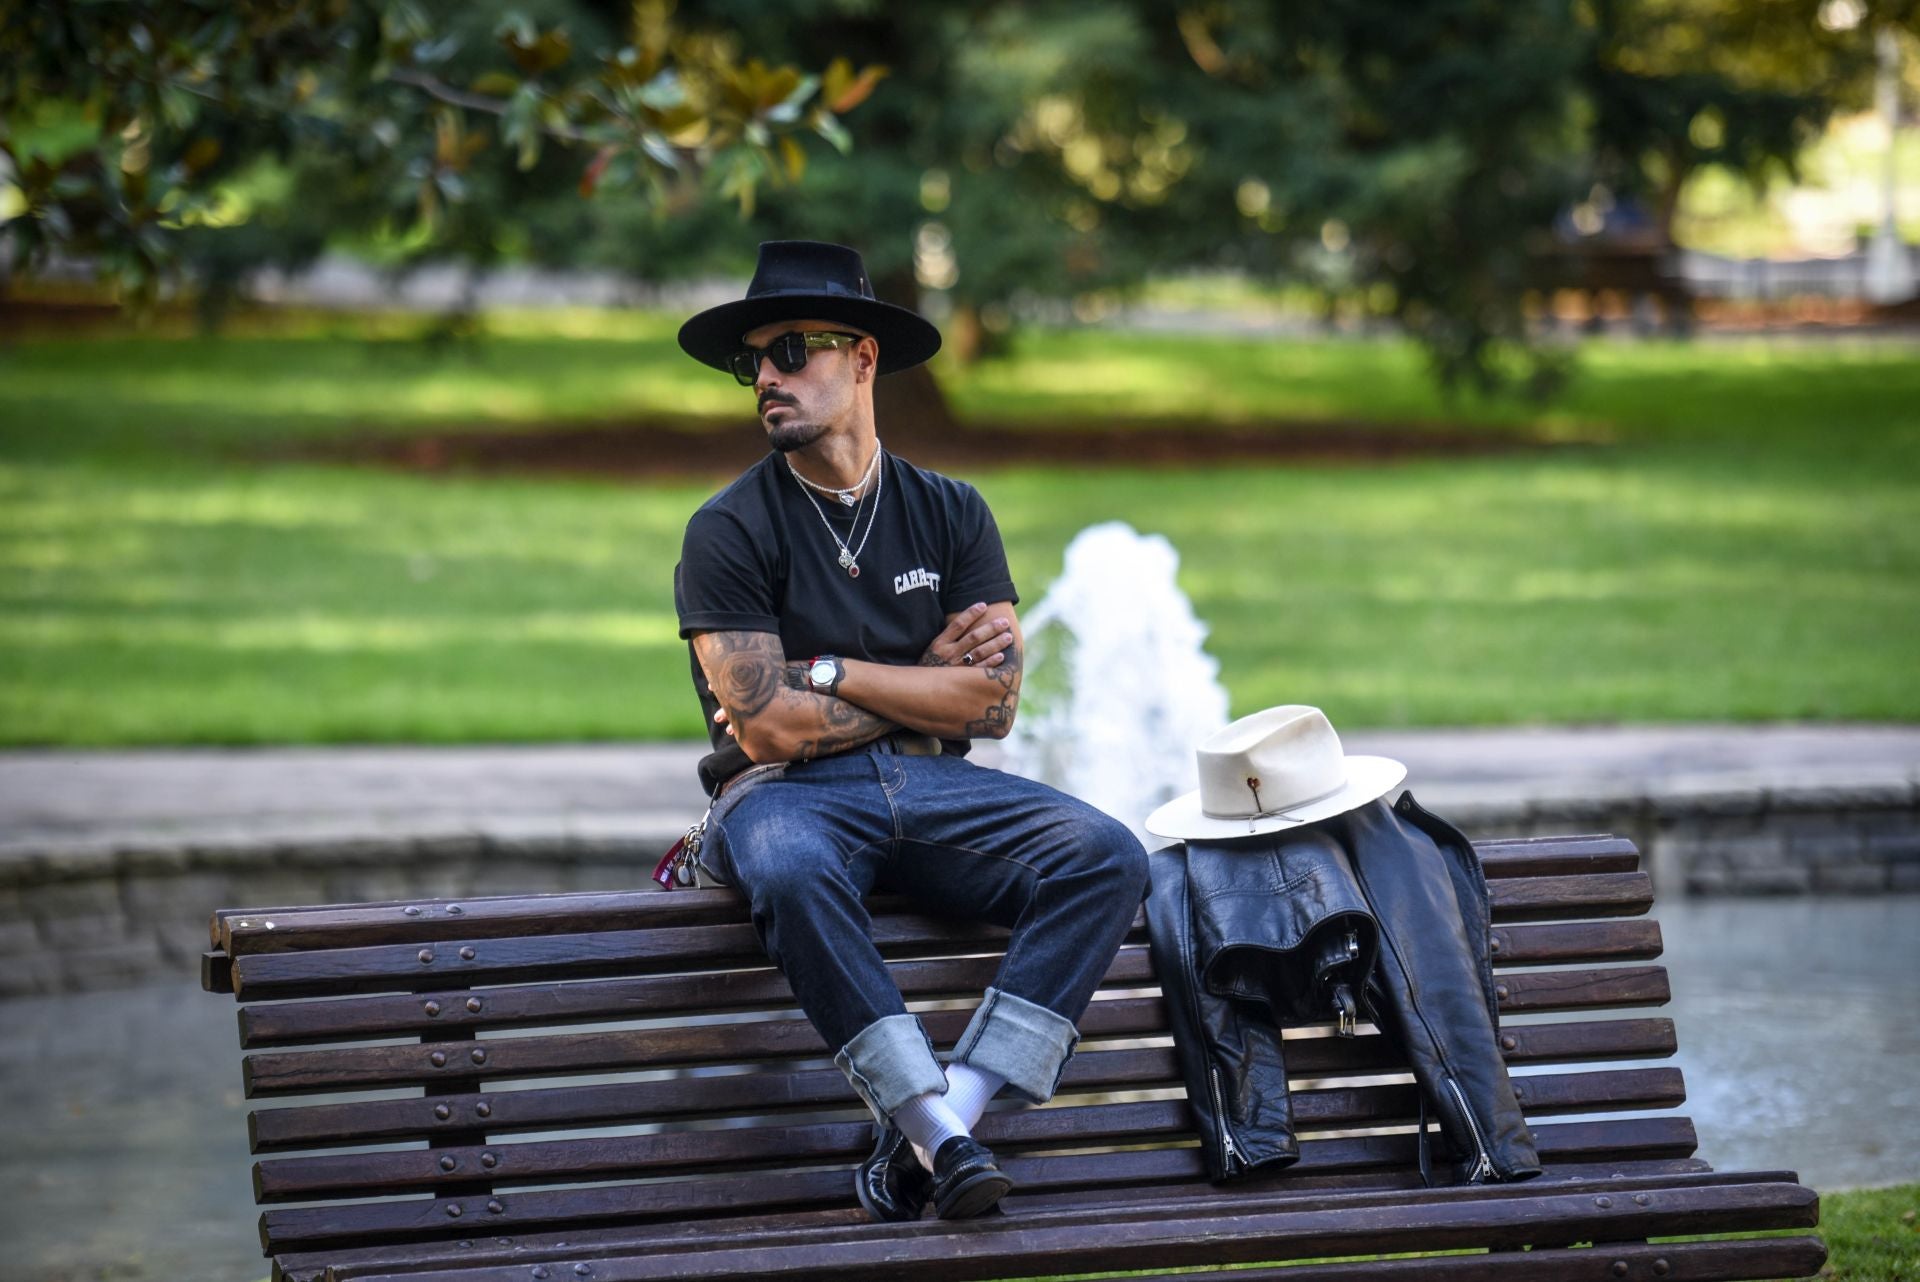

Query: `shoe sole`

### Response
(934, 1168, 1012, 1219)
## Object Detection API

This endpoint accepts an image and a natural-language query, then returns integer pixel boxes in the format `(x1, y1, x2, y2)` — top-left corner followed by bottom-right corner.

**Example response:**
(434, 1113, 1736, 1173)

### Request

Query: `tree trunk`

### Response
(871, 267, 961, 446)
(875, 360, 960, 447)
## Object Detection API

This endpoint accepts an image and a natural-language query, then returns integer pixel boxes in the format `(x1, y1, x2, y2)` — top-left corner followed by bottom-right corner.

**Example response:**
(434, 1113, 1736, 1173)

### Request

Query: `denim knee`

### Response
(1071, 810, 1151, 900)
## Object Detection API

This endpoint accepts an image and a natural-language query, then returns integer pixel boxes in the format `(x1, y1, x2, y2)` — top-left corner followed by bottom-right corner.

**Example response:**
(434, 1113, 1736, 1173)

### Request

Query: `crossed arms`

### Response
(690, 602, 1023, 764)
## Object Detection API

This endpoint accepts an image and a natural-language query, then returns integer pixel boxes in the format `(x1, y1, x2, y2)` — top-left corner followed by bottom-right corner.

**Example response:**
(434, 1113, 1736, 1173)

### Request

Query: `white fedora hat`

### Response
(1144, 705, 1406, 841)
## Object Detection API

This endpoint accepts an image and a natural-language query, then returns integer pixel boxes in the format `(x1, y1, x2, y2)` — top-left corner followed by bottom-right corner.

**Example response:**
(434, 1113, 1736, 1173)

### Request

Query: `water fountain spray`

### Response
(1002, 522, 1231, 845)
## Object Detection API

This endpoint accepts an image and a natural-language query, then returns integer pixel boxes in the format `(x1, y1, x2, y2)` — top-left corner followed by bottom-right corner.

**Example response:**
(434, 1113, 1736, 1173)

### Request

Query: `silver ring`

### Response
(962, 652, 975, 665)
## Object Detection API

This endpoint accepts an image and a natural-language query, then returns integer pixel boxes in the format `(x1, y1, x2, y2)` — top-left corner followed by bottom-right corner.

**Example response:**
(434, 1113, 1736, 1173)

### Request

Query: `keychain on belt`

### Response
(652, 813, 709, 889)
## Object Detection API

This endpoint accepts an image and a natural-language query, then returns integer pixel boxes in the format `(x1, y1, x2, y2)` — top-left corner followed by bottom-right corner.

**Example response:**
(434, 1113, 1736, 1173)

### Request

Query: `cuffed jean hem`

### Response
(949, 987, 1081, 1104)
(833, 1013, 949, 1122)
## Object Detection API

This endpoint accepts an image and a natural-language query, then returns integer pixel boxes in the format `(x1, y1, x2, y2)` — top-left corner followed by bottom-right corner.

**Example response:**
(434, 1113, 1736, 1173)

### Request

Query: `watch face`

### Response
(810, 659, 836, 686)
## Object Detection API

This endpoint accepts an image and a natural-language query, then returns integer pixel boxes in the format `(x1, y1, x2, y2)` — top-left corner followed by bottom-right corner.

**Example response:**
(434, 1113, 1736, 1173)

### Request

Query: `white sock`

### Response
(890, 1090, 970, 1170)
(942, 1062, 1007, 1131)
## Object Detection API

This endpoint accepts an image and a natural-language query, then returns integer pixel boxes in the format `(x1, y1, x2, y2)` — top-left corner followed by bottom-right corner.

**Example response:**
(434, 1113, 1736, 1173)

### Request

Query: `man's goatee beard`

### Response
(767, 418, 829, 453)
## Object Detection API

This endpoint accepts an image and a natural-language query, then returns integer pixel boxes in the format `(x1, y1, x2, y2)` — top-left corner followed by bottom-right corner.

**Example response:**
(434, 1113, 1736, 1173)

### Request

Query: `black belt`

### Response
(873, 731, 943, 757)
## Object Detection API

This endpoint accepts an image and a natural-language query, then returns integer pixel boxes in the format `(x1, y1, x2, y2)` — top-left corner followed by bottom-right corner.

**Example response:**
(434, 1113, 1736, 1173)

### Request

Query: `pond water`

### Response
(1, 897, 1914, 1282)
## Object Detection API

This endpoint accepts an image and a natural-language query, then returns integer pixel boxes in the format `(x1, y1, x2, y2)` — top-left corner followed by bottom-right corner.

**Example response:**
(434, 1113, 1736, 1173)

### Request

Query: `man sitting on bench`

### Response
(672, 241, 1152, 1223)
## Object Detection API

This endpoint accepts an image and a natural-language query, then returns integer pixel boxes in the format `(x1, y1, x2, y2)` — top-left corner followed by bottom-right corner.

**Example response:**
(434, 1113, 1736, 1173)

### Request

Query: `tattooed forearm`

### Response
(692, 630, 896, 762)
(963, 642, 1022, 739)
(792, 687, 894, 759)
(694, 631, 783, 717)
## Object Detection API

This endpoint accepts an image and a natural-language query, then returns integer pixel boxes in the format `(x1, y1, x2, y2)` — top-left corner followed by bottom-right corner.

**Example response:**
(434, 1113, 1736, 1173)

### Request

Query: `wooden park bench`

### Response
(200, 831, 1826, 1282)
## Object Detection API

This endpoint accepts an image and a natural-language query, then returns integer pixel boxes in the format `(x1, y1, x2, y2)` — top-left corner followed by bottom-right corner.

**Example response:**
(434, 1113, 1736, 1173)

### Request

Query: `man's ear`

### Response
(855, 336, 879, 382)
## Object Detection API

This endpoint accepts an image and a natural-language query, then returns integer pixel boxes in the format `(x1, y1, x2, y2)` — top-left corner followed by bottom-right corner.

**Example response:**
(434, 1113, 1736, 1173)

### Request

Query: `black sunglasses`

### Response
(728, 330, 863, 386)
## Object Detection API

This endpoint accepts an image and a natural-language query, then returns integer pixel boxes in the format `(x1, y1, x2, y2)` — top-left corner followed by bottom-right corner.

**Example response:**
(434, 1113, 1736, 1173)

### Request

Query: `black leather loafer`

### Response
(930, 1134, 1012, 1219)
(855, 1124, 931, 1223)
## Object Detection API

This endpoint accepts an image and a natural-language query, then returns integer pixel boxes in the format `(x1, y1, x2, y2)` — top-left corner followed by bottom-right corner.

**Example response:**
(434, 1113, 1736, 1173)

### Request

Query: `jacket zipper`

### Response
(1444, 1076, 1495, 1183)
(1208, 1066, 1243, 1173)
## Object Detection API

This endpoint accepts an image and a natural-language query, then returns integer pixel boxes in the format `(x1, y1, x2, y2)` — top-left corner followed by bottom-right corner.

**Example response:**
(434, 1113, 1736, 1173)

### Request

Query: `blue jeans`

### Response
(705, 742, 1150, 1124)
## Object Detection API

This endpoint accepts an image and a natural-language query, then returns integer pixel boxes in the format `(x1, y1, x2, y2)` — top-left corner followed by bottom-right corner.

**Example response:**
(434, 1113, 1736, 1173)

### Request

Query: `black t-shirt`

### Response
(675, 449, 1018, 794)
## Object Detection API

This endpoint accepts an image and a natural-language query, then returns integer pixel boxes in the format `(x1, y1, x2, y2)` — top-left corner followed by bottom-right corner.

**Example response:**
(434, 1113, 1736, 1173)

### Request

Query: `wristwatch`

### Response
(806, 655, 845, 697)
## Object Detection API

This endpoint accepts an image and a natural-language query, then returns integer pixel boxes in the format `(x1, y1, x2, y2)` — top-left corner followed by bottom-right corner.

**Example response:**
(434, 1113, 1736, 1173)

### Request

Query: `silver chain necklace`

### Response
(787, 446, 877, 507)
(789, 442, 884, 577)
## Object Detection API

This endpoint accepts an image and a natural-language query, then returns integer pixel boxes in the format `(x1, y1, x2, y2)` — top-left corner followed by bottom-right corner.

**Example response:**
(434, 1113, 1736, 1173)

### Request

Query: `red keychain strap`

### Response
(652, 835, 688, 890)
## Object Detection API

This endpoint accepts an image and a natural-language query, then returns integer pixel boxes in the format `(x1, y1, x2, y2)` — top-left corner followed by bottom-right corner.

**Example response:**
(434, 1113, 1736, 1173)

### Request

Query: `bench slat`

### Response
(336, 1179, 1808, 1282)
(1489, 918, 1660, 965)
(248, 1003, 1677, 1152)
(1070, 1238, 1830, 1282)
(250, 1046, 1179, 1152)
(253, 1067, 1685, 1201)
(240, 970, 1668, 1099)
(234, 920, 1664, 1049)
(322, 1189, 1820, 1282)
(212, 836, 1641, 958)
(293, 1169, 1789, 1282)
(232, 918, 1028, 1001)
(1489, 872, 1650, 921)
(236, 948, 1158, 1049)
(258, 1115, 1705, 1254)
(323, 1233, 1830, 1282)
(228, 874, 1649, 1000)
(1498, 964, 1669, 1013)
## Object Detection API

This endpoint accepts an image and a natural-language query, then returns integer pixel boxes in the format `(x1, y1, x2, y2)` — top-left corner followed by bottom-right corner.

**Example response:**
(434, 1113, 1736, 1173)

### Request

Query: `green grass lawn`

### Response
(1704, 1182, 1920, 1282)
(2, 314, 1916, 745)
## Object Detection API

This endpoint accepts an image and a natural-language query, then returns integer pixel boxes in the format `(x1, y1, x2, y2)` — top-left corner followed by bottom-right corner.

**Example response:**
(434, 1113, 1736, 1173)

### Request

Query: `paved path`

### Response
(4, 724, 1917, 859)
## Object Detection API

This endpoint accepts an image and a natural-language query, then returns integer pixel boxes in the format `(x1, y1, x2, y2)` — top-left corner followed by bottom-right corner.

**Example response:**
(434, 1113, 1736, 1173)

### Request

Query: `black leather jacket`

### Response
(1146, 791, 1543, 1185)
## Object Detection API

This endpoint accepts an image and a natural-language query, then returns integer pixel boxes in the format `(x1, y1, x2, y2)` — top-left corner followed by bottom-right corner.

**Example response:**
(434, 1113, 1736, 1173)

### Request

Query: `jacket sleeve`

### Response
(1144, 844, 1300, 1181)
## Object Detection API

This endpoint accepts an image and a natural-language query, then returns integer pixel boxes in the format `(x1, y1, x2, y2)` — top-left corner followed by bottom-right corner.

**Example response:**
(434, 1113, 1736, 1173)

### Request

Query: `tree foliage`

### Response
(4, 0, 1906, 393)
(704, 0, 1907, 392)
(0, 0, 882, 309)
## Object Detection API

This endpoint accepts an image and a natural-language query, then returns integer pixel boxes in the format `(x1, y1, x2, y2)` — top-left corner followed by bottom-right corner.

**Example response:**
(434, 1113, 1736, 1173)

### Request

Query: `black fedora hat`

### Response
(677, 240, 942, 376)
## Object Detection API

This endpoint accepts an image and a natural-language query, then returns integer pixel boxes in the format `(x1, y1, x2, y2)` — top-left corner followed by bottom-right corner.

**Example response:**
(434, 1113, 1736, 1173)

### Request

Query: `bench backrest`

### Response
(202, 833, 1698, 1282)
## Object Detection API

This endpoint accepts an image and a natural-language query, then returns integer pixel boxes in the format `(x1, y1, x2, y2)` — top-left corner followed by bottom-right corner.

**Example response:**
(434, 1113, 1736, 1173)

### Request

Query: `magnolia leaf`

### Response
(580, 143, 617, 196)
(181, 136, 221, 173)
(717, 65, 757, 116)
(493, 12, 537, 49)
(635, 67, 684, 111)
(821, 57, 854, 108)
(779, 134, 806, 184)
(655, 103, 706, 138)
(758, 66, 801, 111)
(766, 73, 818, 124)
(501, 83, 543, 170)
(718, 152, 762, 217)
(638, 131, 680, 171)
(413, 35, 461, 66)
(531, 29, 573, 74)
(158, 84, 198, 129)
(499, 18, 571, 76)
(469, 71, 520, 97)
(829, 64, 887, 115)
(812, 110, 852, 155)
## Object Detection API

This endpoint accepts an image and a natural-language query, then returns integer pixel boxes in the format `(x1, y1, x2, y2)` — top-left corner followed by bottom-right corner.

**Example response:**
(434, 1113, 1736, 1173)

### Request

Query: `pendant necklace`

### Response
(788, 451, 874, 507)
(790, 442, 884, 577)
